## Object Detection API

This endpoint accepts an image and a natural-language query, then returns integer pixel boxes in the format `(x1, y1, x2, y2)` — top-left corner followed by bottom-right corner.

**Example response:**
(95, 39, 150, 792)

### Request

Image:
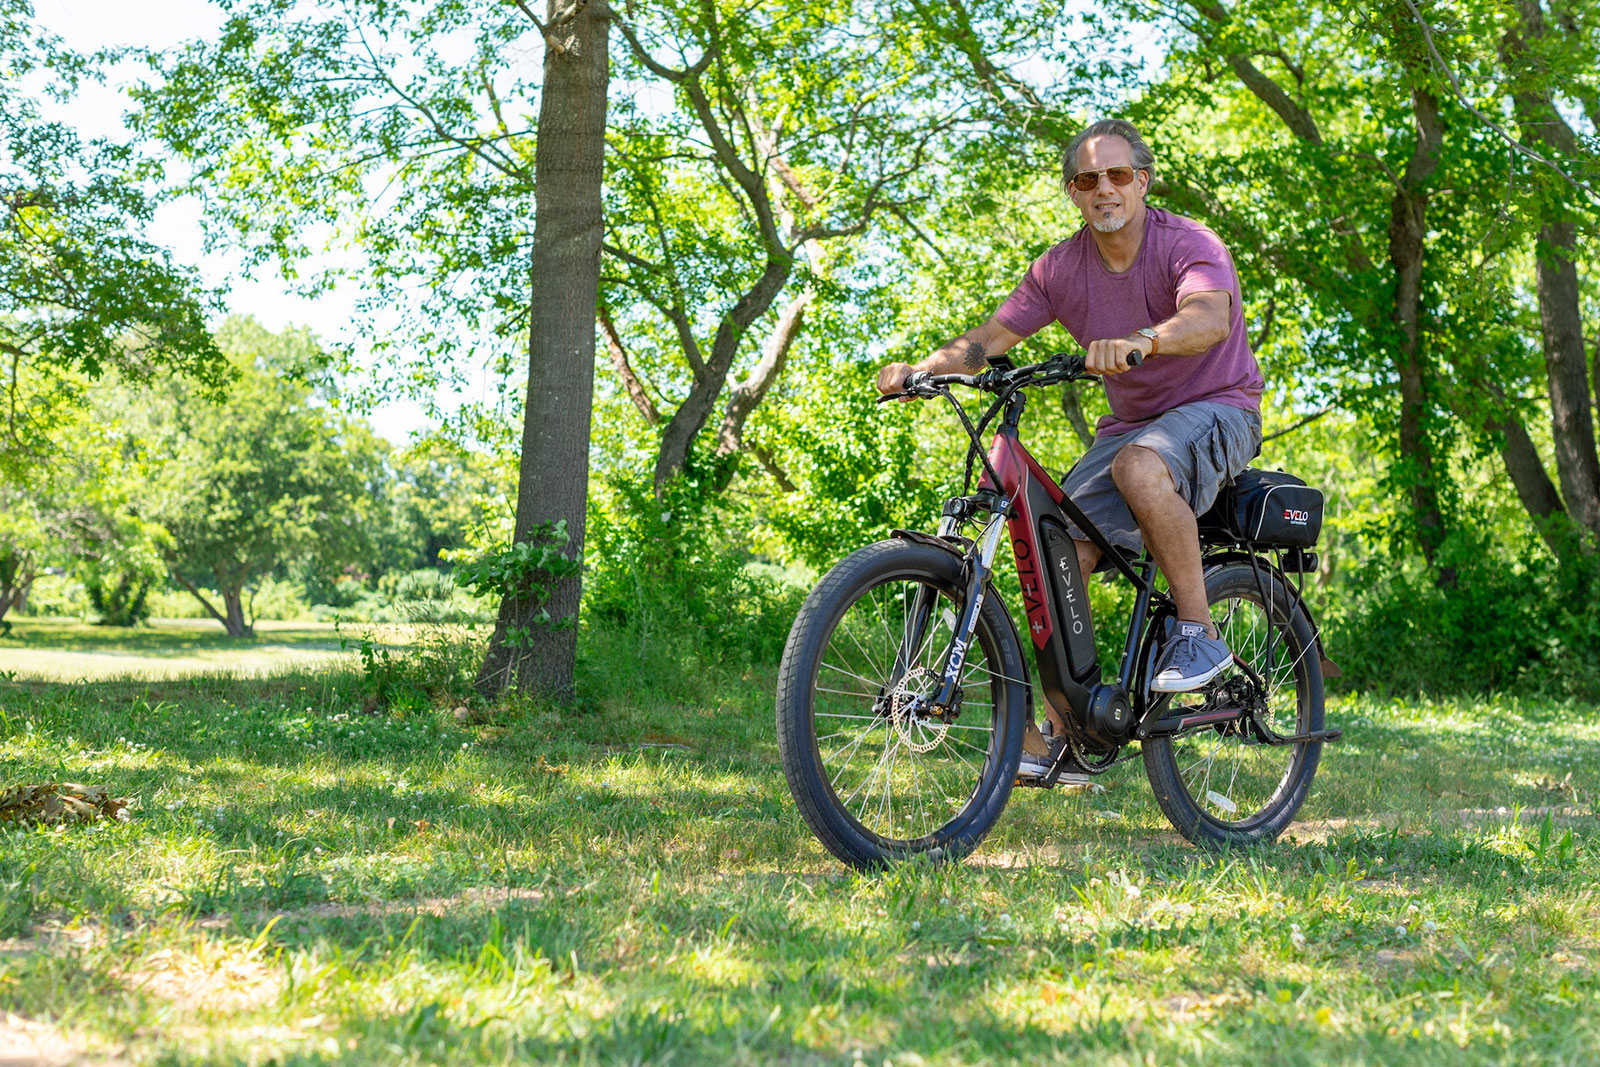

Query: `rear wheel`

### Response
(1142, 560, 1324, 847)
(776, 539, 1027, 869)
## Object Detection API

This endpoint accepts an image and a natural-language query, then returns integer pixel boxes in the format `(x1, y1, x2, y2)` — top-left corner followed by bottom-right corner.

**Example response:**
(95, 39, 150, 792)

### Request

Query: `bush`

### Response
(1326, 529, 1600, 699)
(340, 620, 485, 712)
(583, 474, 803, 665)
(81, 559, 154, 626)
(16, 573, 86, 618)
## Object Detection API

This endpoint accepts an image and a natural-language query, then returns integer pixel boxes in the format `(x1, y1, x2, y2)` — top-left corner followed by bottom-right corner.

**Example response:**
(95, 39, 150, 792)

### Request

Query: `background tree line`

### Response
(5, 0, 1600, 697)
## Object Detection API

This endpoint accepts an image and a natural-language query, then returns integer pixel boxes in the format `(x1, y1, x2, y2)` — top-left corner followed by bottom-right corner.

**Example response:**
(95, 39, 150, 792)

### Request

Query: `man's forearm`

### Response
(922, 330, 991, 374)
(1145, 293, 1231, 356)
(918, 319, 1026, 374)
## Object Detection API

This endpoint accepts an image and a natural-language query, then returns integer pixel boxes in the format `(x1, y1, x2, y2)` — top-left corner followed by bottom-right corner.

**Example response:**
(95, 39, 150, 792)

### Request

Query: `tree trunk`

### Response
(475, 0, 610, 701)
(0, 553, 29, 624)
(220, 586, 253, 638)
(170, 570, 244, 635)
(1529, 219, 1600, 535)
(1387, 87, 1451, 576)
(1474, 397, 1568, 556)
(1503, 0, 1600, 538)
(1059, 384, 1093, 448)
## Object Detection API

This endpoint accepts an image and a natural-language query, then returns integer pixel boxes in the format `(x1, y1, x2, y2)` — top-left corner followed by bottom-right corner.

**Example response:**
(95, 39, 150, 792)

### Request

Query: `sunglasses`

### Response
(1068, 165, 1138, 191)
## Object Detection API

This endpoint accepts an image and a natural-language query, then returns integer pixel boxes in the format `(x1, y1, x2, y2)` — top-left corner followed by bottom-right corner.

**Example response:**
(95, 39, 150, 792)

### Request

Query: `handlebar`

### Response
(875, 350, 1141, 403)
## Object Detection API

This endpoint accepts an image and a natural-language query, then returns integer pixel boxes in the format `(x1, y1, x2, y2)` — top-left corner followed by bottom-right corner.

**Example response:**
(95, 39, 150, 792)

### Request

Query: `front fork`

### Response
(892, 506, 1009, 716)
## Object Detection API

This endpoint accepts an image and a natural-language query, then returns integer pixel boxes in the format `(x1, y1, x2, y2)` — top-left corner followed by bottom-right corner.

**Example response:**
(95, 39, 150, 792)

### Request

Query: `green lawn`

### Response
(0, 623, 1596, 1064)
(0, 618, 400, 682)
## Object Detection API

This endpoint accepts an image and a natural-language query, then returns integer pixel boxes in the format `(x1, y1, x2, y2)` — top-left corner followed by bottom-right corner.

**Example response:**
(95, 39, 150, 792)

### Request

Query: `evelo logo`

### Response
(1283, 507, 1310, 525)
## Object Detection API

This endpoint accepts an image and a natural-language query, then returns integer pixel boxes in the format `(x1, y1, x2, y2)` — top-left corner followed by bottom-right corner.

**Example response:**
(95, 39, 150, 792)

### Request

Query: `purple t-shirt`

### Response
(994, 208, 1263, 435)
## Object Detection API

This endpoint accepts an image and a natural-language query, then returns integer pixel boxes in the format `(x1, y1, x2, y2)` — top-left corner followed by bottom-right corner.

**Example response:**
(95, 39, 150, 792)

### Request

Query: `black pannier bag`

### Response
(1204, 468, 1324, 548)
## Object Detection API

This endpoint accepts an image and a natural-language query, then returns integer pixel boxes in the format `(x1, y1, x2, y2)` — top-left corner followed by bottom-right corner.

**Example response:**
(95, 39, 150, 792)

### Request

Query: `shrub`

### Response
(583, 474, 803, 665)
(340, 620, 485, 712)
(1325, 529, 1600, 699)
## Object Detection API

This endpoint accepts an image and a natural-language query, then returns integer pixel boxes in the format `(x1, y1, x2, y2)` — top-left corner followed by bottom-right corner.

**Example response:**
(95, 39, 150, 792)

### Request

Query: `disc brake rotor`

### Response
(889, 667, 951, 754)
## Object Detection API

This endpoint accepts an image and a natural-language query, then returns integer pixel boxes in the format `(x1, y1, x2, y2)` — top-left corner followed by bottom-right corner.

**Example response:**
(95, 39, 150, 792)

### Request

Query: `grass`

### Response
(0, 618, 409, 682)
(0, 621, 1597, 1064)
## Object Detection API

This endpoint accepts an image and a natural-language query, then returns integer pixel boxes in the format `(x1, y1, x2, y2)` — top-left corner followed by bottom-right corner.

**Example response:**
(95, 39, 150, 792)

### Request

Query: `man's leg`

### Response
(1109, 444, 1211, 634)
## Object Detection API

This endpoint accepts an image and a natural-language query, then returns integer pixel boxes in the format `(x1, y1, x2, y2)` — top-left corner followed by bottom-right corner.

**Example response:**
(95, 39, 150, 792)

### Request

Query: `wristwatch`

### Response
(1133, 326, 1159, 356)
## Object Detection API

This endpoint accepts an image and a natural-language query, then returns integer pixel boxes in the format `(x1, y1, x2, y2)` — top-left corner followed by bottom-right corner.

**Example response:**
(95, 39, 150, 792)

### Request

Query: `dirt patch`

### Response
(0, 1014, 117, 1067)
(1371, 947, 1430, 969)
(1282, 805, 1595, 846)
(115, 948, 281, 1016)
(1447, 806, 1593, 823)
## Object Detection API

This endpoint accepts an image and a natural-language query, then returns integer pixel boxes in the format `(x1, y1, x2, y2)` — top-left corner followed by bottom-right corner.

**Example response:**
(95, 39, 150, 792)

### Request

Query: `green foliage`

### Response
(453, 521, 582, 642)
(0, 0, 222, 475)
(584, 475, 801, 663)
(1327, 527, 1600, 699)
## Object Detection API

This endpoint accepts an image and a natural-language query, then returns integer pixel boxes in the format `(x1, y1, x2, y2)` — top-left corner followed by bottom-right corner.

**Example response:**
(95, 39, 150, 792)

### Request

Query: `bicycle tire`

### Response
(776, 539, 1027, 869)
(1141, 560, 1325, 848)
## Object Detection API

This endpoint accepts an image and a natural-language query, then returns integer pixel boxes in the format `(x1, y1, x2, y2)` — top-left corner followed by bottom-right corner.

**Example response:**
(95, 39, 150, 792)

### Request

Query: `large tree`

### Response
(474, 0, 610, 697)
(144, 319, 380, 636)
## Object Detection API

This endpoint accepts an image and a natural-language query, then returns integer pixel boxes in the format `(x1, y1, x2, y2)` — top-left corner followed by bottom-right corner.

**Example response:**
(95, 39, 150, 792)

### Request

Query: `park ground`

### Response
(0, 619, 1597, 1065)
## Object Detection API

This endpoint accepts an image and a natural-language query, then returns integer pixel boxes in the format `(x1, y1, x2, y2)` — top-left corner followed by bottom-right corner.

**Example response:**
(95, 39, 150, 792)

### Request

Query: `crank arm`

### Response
(1139, 705, 1246, 738)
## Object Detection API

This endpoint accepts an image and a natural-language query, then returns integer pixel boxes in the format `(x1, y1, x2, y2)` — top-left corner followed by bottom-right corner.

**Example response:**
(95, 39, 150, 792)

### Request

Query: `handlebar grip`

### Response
(1126, 350, 1143, 367)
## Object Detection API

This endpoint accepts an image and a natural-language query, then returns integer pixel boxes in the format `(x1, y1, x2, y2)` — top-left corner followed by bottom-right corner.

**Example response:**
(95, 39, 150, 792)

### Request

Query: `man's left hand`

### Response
(1085, 336, 1150, 375)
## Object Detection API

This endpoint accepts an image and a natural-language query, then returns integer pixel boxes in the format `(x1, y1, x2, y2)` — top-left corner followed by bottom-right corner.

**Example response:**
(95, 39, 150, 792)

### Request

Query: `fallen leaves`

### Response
(0, 783, 131, 827)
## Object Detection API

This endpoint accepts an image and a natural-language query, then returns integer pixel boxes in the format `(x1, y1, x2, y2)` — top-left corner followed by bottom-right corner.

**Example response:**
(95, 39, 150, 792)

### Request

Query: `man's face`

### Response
(1068, 135, 1149, 235)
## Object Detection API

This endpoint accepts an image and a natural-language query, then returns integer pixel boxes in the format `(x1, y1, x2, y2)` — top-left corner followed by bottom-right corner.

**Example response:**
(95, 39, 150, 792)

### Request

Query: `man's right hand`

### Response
(875, 361, 919, 396)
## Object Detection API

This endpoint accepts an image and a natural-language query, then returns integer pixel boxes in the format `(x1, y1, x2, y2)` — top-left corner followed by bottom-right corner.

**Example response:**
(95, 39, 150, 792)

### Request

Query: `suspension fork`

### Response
(893, 506, 1009, 713)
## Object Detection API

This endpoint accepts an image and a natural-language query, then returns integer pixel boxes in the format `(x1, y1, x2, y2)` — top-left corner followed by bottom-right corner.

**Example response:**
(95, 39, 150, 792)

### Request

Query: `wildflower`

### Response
(1290, 930, 1306, 950)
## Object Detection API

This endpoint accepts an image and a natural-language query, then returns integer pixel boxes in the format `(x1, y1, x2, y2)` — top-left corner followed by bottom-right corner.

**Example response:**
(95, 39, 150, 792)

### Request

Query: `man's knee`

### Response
(1111, 444, 1175, 501)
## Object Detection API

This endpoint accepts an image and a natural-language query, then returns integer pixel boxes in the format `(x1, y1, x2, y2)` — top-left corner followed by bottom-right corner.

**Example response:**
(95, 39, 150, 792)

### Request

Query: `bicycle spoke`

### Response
(820, 660, 885, 691)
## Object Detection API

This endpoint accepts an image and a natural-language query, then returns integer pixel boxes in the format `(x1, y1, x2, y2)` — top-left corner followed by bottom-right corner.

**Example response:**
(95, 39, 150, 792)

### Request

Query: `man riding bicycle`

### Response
(874, 119, 1264, 784)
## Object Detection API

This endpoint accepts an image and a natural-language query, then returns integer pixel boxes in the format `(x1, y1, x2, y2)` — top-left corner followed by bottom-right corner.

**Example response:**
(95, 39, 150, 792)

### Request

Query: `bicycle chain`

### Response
(1067, 735, 1138, 774)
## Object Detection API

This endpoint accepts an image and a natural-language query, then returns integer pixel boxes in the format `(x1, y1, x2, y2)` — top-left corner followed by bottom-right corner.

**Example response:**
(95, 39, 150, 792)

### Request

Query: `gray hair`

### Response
(1062, 119, 1157, 193)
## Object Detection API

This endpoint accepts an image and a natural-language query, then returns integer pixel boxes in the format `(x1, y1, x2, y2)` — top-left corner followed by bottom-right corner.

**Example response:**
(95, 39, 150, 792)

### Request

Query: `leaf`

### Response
(0, 782, 133, 826)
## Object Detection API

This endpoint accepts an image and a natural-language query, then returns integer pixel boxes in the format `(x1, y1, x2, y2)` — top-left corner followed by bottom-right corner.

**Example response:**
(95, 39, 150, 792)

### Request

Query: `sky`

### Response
(34, 0, 440, 444)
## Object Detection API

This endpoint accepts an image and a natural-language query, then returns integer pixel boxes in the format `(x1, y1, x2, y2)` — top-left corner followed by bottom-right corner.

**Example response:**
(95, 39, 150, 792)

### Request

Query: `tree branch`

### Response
(750, 444, 797, 493)
(169, 569, 229, 629)
(1263, 407, 1330, 441)
(716, 291, 810, 456)
(1400, 0, 1600, 208)
(597, 304, 660, 425)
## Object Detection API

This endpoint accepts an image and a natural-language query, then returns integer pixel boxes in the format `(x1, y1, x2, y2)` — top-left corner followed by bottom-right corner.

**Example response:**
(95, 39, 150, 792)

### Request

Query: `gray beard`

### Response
(1091, 213, 1128, 233)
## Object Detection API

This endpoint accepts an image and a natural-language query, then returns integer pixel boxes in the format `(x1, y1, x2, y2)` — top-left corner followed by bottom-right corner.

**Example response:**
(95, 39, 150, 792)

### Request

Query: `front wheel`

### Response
(1142, 559, 1325, 848)
(776, 539, 1027, 870)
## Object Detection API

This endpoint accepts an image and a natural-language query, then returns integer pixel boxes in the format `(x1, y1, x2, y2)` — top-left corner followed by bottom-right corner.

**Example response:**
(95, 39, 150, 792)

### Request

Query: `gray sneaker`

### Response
(1150, 619, 1233, 693)
(1015, 727, 1095, 787)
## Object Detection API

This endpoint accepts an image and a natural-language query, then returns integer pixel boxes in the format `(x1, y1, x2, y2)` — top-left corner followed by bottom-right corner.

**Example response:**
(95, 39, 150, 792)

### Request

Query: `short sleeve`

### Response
(992, 254, 1056, 338)
(1172, 225, 1239, 307)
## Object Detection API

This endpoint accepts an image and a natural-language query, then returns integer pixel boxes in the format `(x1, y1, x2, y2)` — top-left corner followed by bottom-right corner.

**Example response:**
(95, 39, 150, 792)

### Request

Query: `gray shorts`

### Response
(1060, 401, 1263, 554)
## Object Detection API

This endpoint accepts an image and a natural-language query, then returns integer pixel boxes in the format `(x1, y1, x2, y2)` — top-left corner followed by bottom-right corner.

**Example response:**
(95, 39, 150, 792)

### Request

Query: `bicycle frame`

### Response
(965, 389, 1169, 749)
